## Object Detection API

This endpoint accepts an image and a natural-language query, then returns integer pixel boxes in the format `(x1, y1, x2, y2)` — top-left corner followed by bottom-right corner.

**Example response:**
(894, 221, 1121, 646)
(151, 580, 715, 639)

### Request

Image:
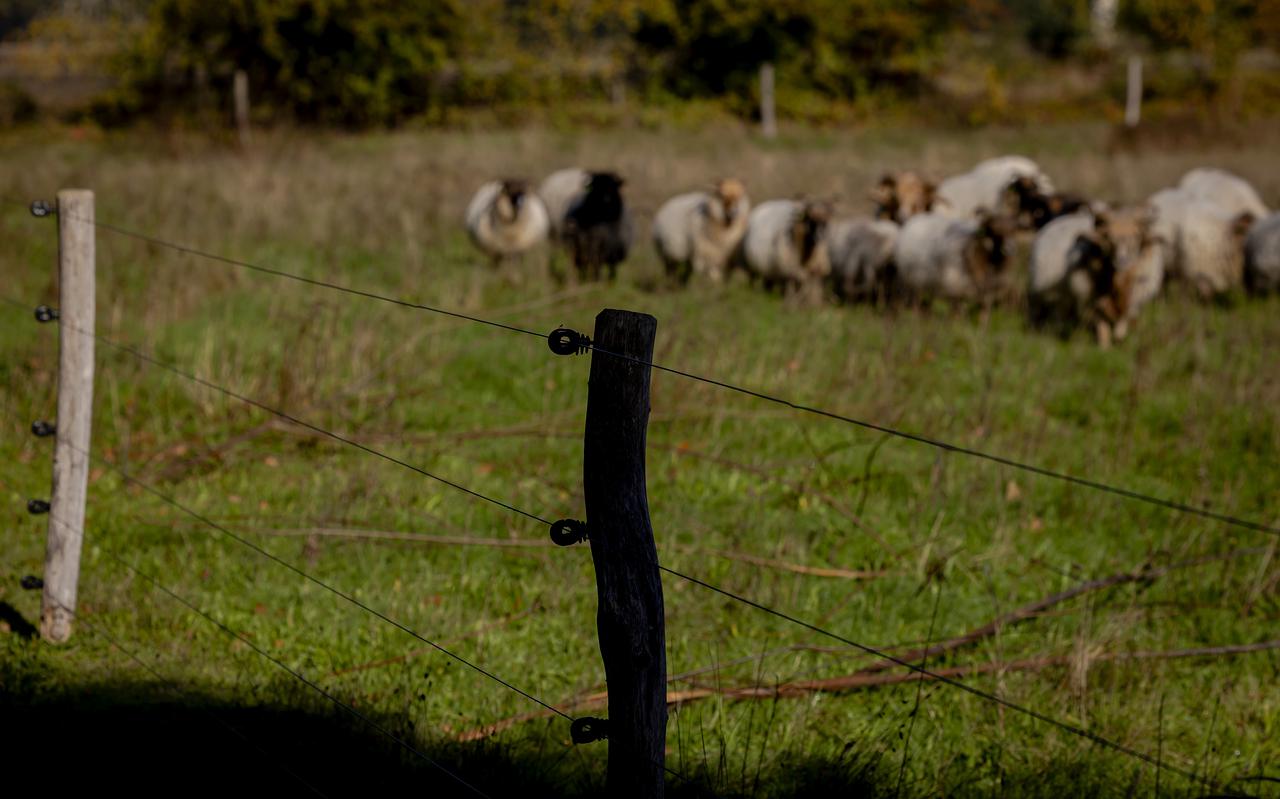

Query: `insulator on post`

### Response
(34, 305, 59, 323)
(550, 519, 588, 546)
(27, 498, 50, 515)
(547, 327, 591, 356)
(31, 420, 56, 437)
(570, 717, 608, 744)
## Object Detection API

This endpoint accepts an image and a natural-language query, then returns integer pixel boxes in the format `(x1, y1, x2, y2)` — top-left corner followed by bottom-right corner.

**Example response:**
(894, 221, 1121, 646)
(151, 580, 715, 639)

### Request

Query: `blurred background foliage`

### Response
(1, 0, 1279, 129)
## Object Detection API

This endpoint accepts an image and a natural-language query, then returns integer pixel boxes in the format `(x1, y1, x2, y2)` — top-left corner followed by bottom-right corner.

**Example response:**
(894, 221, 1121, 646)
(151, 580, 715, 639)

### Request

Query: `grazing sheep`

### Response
(464, 179, 550, 267)
(538, 168, 590, 241)
(936, 156, 1055, 224)
(870, 172, 936, 224)
(563, 171, 632, 281)
(1177, 168, 1269, 219)
(827, 218, 899, 303)
(1148, 189, 1254, 298)
(1245, 213, 1280, 294)
(1027, 207, 1164, 344)
(652, 179, 751, 284)
(736, 199, 832, 294)
(893, 210, 1015, 304)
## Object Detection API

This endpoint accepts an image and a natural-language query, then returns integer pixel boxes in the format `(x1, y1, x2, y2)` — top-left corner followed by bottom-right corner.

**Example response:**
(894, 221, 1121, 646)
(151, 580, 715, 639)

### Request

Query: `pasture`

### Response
(1, 120, 1278, 797)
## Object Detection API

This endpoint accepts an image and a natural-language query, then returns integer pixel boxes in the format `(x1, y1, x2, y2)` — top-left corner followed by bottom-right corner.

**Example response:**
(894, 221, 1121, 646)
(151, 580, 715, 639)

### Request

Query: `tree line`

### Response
(8, 0, 1280, 127)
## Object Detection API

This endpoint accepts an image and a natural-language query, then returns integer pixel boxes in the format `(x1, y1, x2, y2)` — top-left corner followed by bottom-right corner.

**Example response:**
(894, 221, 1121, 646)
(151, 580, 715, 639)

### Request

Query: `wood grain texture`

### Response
(41, 189, 94, 643)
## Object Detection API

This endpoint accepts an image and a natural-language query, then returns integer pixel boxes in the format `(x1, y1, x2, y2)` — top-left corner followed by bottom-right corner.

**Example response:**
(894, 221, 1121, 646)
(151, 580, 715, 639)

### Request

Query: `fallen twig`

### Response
(455, 639, 1280, 741)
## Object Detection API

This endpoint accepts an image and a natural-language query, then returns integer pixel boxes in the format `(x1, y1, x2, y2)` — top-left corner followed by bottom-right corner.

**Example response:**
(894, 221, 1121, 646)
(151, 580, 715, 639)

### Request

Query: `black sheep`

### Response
(564, 172, 633, 281)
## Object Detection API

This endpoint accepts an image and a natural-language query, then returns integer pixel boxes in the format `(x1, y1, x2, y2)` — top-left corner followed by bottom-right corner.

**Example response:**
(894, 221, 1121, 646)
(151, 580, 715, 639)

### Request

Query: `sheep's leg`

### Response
(1095, 320, 1113, 349)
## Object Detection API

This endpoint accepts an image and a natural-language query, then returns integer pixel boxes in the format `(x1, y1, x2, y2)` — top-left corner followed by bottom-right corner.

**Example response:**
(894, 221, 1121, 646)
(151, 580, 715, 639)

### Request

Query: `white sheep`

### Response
(652, 179, 751, 284)
(893, 211, 1014, 304)
(1027, 207, 1165, 344)
(936, 156, 1055, 220)
(1245, 213, 1280, 294)
(827, 218, 899, 302)
(1176, 168, 1269, 218)
(538, 168, 590, 241)
(1148, 189, 1254, 298)
(736, 199, 832, 294)
(464, 180, 550, 267)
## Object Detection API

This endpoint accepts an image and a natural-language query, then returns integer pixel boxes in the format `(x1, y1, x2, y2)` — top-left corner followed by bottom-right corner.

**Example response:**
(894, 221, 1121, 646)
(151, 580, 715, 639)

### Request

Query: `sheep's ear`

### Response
(1093, 211, 1111, 236)
(923, 181, 938, 206)
(879, 172, 896, 187)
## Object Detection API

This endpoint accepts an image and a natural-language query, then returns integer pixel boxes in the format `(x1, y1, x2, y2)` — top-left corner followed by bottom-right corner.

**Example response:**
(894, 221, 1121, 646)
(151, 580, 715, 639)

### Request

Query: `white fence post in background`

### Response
(234, 69, 252, 148)
(1092, 0, 1118, 50)
(760, 62, 777, 139)
(1125, 55, 1143, 129)
(40, 189, 95, 643)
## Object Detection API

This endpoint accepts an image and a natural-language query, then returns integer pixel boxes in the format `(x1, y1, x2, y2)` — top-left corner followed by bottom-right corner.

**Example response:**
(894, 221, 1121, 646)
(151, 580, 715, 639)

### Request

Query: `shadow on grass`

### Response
(0, 676, 886, 798)
(5, 671, 1229, 797)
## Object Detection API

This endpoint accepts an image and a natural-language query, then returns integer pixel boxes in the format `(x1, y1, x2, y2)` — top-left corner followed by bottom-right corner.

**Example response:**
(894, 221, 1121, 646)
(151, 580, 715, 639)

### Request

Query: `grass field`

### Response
(1, 120, 1278, 797)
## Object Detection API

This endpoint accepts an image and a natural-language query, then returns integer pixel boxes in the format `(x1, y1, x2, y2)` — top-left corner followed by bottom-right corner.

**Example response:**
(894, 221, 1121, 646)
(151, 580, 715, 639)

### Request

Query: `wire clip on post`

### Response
(31, 420, 56, 437)
(550, 519, 589, 546)
(570, 717, 609, 744)
(28, 499, 50, 515)
(30, 200, 55, 218)
(21, 575, 44, 590)
(34, 305, 59, 323)
(547, 327, 592, 356)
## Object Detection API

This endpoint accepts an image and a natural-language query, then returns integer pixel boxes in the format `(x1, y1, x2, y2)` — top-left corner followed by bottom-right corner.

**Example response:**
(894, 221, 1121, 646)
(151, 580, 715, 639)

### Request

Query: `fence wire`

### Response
(42, 592, 331, 798)
(40, 513, 492, 798)
(11, 202, 1276, 537)
(4, 204, 1266, 793)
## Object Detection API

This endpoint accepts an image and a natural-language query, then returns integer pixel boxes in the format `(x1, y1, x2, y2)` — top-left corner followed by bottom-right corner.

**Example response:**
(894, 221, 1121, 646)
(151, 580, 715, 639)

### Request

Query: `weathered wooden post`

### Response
(234, 69, 252, 148)
(760, 62, 777, 139)
(583, 309, 666, 798)
(40, 189, 95, 643)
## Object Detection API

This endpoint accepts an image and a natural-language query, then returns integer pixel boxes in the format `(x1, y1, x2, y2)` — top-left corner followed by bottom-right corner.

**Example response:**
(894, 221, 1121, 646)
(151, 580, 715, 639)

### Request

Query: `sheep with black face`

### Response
(465, 179, 550, 268)
(935, 155, 1055, 228)
(1028, 207, 1165, 345)
(563, 171, 633, 281)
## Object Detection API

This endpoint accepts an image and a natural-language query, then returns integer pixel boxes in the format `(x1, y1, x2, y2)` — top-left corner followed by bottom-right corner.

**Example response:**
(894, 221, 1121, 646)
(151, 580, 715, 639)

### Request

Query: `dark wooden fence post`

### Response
(584, 308, 666, 799)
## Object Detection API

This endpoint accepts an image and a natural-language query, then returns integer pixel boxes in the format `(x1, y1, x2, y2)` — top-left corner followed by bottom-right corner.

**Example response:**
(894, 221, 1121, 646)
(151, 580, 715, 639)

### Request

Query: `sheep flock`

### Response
(465, 159, 1277, 347)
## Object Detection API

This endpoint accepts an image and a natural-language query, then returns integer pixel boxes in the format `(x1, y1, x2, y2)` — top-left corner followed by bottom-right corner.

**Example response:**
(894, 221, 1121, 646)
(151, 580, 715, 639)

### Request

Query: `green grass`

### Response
(1, 121, 1278, 797)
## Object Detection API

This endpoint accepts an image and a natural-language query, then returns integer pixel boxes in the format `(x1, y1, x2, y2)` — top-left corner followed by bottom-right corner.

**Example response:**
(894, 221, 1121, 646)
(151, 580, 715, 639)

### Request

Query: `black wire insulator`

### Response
(547, 327, 591, 356)
(550, 519, 588, 547)
(20, 575, 43, 590)
(570, 717, 608, 744)
(34, 305, 59, 323)
(30, 200, 54, 218)
(27, 499, 50, 515)
(31, 420, 56, 437)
